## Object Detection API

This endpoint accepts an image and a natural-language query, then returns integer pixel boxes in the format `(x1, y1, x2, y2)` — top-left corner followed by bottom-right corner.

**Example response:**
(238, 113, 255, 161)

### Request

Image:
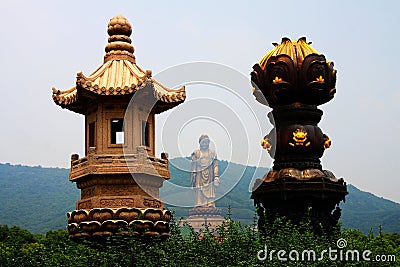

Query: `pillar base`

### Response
(252, 168, 348, 234)
(67, 207, 171, 239)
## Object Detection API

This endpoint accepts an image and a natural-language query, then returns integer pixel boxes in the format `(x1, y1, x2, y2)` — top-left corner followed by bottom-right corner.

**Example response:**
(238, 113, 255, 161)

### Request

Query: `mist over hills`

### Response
(0, 160, 399, 234)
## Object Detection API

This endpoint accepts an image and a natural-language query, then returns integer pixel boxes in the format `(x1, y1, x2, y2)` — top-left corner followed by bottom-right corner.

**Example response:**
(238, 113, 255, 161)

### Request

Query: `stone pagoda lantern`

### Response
(251, 37, 348, 233)
(52, 15, 186, 239)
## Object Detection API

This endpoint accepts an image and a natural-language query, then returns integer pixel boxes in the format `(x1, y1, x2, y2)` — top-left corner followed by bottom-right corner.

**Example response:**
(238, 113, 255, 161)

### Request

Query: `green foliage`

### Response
(0, 225, 35, 245)
(0, 215, 399, 267)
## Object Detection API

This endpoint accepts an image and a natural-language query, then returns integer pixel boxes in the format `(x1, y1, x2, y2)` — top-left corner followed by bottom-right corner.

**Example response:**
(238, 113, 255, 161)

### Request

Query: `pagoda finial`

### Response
(104, 14, 135, 63)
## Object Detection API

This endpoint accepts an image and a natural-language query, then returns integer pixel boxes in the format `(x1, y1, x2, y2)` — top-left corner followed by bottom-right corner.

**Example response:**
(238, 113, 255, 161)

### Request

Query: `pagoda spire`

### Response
(52, 14, 185, 115)
(104, 14, 136, 63)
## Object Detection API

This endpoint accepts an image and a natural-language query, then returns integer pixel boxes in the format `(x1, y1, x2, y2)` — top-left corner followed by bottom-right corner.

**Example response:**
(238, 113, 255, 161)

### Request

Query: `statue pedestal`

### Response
(252, 168, 347, 234)
(182, 206, 225, 232)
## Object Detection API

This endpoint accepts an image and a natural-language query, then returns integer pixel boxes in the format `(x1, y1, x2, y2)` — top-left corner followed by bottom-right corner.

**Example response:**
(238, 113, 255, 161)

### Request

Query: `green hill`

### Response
(0, 161, 399, 234)
(340, 184, 400, 234)
(0, 163, 78, 233)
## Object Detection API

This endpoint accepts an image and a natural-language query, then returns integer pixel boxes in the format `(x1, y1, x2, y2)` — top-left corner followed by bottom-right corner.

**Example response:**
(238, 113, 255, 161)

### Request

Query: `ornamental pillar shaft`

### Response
(251, 37, 348, 234)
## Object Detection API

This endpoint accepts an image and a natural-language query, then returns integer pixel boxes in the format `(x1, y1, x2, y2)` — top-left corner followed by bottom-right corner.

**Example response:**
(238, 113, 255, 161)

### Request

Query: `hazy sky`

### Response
(0, 1, 399, 203)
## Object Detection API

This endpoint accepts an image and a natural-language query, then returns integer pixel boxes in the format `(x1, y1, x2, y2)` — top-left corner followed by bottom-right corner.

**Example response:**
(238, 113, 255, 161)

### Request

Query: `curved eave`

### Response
(52, 86, 77, 106)
(52, 78, 186, 115)
(153, 92, 186, 114)
(52, 86, 102, 114)
(52, 86, 85, 114)
(52, 58, 186, 114)
(152, 79, 186, 113)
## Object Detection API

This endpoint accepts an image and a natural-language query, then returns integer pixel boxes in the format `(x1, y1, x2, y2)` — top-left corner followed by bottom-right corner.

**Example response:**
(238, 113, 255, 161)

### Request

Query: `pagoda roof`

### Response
(52, 15, 185, 114)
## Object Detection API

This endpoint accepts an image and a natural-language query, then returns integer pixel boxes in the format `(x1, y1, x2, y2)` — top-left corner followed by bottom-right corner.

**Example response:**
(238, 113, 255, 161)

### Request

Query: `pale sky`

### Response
(0, 1, 399, 203)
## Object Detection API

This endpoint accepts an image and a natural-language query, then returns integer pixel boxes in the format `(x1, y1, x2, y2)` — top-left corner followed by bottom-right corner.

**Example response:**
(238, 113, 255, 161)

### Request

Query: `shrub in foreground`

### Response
(0, 215, 398, 266)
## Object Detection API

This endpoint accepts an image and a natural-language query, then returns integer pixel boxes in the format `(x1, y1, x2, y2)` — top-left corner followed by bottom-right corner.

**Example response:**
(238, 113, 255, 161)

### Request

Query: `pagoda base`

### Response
(182, 206, 224, 232)
(67, 207, 171, 239)
(252, 168, 348, 235)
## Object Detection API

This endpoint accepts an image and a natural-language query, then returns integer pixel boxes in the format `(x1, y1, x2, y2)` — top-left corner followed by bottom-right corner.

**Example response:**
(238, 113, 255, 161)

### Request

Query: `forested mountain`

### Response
(0, 161, 399, 234)
(0, 163, 77, 233)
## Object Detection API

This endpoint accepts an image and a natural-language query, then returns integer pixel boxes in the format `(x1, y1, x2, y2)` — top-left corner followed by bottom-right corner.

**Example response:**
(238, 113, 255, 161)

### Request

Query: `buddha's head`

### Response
(199, 134, 210, 150)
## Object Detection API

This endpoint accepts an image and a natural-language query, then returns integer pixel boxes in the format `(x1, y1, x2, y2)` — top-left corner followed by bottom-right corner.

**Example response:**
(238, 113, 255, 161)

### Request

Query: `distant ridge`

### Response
(0, 163, 78, 233)
(0, 161, 399, 234)
(340, 184, 400, 234)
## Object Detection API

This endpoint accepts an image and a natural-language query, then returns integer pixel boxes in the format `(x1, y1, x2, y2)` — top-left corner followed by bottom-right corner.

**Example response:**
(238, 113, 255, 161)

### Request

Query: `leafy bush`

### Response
(0, 213, 398, 267)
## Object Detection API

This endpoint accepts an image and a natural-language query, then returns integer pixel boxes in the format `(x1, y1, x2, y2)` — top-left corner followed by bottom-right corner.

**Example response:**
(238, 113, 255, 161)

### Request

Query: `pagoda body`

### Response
(251, 38, 348, 234)
(52, 15, 186, 239)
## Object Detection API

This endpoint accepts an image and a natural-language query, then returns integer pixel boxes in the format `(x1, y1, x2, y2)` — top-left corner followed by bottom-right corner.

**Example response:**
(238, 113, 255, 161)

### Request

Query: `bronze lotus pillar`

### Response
(251, 37, 348, 234)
